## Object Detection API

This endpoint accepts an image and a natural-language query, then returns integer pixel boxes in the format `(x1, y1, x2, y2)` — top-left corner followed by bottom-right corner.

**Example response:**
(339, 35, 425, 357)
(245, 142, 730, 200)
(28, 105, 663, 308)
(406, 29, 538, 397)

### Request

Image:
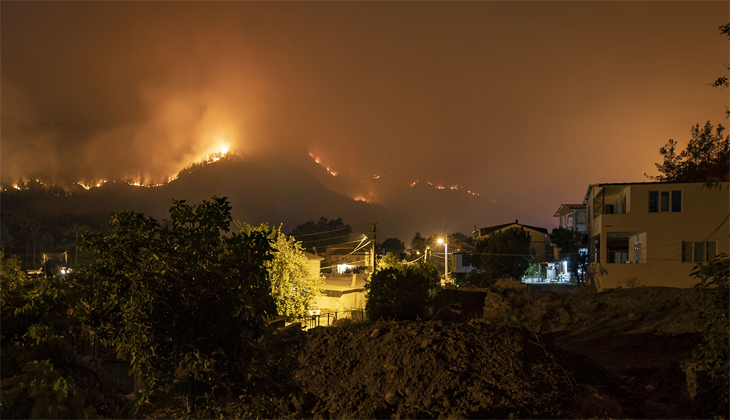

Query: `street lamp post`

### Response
(438, 238, 448, 284)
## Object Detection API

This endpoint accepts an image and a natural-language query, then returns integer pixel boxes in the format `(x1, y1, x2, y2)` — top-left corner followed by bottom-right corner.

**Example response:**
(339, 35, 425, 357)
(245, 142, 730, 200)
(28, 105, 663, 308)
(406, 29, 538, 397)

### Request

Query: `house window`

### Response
(634, 242, 641, 264)
(461, 254, 472, 267)
(682, 241, 717, 263)
(607, 236, 629, 263)
(671, 191, 682, 212)
(649, 190, 682, 213)
(576, 211, 586, 224)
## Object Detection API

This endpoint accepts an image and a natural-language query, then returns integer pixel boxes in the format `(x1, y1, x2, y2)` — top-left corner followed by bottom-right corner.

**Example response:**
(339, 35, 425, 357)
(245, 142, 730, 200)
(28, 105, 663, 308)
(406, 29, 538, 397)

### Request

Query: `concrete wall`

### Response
(586, 182, 729, 289)
(313, 290, 365, 312)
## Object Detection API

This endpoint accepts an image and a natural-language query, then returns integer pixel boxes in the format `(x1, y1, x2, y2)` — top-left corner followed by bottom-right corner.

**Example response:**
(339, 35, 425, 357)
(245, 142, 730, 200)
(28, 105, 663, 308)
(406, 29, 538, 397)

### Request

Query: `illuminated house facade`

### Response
(452, 253, 475, 274)
(324, 244, 371, 273)
(584, 181, 729, 289)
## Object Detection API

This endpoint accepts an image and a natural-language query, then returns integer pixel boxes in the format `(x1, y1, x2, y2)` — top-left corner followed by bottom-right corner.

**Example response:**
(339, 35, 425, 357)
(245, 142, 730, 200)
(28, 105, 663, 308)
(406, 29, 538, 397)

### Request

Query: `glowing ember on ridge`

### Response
(308, 152, 337, 176)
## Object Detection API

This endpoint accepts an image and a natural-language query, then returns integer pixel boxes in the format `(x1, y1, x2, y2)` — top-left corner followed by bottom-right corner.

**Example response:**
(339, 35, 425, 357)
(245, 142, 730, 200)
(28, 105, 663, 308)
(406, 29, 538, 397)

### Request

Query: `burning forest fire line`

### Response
(2, 147, 236, 193)
(307, 153, 480, 198)
(308, 152, 337, 176)
(5, 150, 481, 199)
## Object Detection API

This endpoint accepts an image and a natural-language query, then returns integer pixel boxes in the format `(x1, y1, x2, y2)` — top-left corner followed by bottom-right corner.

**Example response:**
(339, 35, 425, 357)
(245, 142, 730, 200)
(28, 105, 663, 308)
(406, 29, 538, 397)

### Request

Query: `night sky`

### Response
(2, 2, 728, 231)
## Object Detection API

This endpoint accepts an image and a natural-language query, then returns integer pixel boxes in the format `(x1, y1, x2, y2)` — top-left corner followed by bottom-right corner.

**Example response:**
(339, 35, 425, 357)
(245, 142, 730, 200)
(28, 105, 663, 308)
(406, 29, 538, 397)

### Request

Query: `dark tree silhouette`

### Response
(649, 122, 729, 183)
(290, 217, 352, 250)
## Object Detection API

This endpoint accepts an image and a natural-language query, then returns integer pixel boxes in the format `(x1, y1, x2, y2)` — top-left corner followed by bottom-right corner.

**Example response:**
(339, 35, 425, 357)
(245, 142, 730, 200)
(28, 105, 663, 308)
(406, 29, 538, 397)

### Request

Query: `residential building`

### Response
(304, 252, 324, 279)
(324, 243, 371, 274)
(475, 220, 551, 264)
(451, 253, 474, 274)
(551, 204, 588, 264)
(554, 204, 586, 232)
(584, 181, 729, 289)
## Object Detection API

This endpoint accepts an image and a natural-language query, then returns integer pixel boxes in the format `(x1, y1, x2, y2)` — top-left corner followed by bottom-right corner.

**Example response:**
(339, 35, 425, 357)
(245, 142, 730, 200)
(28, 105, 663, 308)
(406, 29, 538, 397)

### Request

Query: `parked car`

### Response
(308, 305, 321, 316)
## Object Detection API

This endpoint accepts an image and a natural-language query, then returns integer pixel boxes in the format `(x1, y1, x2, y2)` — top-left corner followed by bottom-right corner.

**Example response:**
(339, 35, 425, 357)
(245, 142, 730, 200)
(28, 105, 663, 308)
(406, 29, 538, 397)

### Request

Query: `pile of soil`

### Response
(296, 321, 621, 419)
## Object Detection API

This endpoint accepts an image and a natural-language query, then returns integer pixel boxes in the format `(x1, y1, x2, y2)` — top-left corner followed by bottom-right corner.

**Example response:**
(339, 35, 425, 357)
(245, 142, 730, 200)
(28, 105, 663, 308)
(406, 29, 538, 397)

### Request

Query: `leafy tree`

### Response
(0, 360, 99, 419)
(549, 227, 588, 283)
(712, 23, 729, 117)
(365, 260, 440, 321)
(0, 253, 81, 378)
(381, 237, 405, 257)
(409, 232, 439, 257)
(471, 227, 532, 284)
(409, 232, 428, 257)
(378, 252, 405, 268)
(684, 254, 729, 418)
(290, 217, 352, 251)
(238, 222, 323, 320)
(649, 122, 729, 183)
(447, 232, 474, 253)
(76, 197, 283, 409)
(0, 253, 131, 418)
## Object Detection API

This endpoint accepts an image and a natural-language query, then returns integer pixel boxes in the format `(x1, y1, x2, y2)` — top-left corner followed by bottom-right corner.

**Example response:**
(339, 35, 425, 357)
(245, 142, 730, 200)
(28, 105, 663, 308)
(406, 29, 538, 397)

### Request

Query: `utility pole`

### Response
(370, 223, 378, 272)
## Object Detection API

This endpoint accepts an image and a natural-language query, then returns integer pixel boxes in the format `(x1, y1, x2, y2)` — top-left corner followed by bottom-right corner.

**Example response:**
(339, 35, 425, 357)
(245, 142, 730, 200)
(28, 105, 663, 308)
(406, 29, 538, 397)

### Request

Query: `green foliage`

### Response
(524, 262, 540, 279)
(684, 254, 729, 418)
(471, 227, 532, 282)
(650, 122, 729, 183)
(0, 360, 98, 419)
(1, 253, 82, 379)
(290, 217, 352, 251)
(238, 222, 323, 320)
(164, 325, 307, 419)
(549, 227, 588, 281)
(0, 254, 131, 418)
(76, 197, 279, 408)
(377, 252, 405, 269)
(364, 261, 440, 321)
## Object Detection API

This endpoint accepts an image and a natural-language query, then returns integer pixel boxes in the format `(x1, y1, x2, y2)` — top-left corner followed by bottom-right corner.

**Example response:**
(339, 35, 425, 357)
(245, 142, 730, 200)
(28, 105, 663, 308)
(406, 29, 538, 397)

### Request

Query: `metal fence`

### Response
(297, 309, 366, 330)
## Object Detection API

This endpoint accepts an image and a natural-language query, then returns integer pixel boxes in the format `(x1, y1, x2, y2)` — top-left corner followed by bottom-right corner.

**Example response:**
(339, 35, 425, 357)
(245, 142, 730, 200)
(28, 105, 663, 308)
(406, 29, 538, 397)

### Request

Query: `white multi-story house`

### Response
(553, 204, 586, 232)
(584, 181, 729, 289)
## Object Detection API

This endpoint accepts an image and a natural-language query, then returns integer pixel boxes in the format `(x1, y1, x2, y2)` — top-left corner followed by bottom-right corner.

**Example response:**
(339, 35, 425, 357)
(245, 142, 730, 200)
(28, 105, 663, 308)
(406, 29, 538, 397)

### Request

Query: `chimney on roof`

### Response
(515, 219, 518, 224)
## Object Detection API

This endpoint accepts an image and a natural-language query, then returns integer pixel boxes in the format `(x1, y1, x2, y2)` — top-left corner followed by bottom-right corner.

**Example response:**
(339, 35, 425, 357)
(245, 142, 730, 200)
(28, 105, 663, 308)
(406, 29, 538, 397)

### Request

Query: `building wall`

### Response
(586, 182, 729, 289)
(313, 290, 365, 312)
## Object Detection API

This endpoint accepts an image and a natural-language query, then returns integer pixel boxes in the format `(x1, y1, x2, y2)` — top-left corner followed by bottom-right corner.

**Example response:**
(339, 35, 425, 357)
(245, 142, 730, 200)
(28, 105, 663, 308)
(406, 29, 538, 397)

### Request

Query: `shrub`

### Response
(683, 254, 729, 418)
(0, 360, 98, 419)
(365, 262, 440, 321)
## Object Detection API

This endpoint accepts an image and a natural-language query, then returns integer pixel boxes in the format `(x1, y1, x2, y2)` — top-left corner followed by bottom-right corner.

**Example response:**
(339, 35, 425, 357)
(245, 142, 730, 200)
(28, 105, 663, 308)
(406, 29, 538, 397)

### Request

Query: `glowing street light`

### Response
(438, 238, 448, 283)
(221, 146, 228, 155)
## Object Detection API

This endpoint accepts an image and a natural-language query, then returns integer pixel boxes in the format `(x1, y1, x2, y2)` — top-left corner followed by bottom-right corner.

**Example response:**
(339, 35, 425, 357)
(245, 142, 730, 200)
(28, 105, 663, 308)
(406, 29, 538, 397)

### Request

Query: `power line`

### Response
(299, 232, 365, 245)
(291, 226, 352, 238)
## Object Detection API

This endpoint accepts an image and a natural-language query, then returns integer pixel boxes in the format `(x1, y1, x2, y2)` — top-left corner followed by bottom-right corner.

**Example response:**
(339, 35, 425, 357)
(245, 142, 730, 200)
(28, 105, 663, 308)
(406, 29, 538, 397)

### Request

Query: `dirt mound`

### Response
(296, 321, 617, 419)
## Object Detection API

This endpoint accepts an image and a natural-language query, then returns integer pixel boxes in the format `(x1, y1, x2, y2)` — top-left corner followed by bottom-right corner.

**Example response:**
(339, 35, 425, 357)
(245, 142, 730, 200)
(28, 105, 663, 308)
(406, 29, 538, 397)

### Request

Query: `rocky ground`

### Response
(294, 284, 707, 419)
(296, 321, 620, 419)
(140, 284, 709, 419)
